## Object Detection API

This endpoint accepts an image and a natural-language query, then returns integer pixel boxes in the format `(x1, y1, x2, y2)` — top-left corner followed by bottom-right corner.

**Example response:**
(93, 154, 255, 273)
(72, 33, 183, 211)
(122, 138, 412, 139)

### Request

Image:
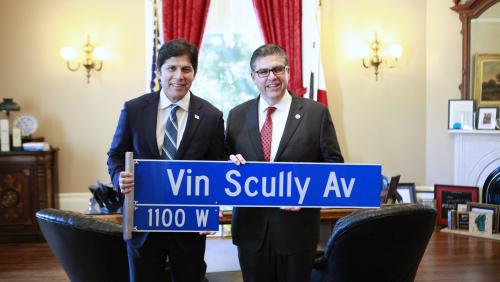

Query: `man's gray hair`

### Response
(250, 44, 289, 71)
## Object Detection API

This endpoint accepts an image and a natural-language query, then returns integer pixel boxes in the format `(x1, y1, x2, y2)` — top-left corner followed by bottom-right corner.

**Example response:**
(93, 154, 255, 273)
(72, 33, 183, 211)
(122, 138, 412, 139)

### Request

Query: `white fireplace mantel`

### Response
(450, 130, 500, 199)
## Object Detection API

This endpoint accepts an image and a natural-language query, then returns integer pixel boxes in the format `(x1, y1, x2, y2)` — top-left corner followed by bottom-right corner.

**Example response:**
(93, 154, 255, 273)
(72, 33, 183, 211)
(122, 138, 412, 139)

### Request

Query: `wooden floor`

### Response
(415, 232, 500, 282)
(1, 232, 500, 282)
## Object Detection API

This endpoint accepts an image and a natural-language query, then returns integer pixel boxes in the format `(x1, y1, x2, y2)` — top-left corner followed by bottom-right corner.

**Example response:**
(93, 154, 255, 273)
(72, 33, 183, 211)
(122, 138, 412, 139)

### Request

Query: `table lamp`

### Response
(0, 98, 21, 120)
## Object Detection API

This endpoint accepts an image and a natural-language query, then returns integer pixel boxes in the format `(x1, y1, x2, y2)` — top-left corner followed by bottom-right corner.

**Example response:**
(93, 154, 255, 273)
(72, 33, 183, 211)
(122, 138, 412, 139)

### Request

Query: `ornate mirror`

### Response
(452, 0, 500, 108)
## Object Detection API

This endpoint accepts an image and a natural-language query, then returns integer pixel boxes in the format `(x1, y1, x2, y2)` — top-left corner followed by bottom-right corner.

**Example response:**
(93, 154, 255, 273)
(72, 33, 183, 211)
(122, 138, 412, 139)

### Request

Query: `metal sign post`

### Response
(123, 152, 134, 240)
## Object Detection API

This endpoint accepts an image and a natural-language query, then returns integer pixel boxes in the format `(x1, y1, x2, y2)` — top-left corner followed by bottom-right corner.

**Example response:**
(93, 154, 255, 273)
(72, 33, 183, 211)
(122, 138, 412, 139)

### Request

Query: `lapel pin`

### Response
(194, 114, 200, 120)
(295, 114, 301, 119)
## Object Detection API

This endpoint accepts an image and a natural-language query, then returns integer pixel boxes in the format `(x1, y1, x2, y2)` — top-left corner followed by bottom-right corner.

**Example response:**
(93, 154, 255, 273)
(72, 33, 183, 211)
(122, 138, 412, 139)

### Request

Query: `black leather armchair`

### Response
(36, 209, 129, 282)
(311, 204, 436, 282)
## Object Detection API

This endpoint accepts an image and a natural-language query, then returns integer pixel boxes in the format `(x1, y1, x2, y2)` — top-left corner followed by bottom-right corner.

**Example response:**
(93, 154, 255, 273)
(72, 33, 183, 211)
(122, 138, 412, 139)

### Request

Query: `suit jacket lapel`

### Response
(145, 92, 161, 159)
(176, 93, 202, 159)
(246, 97, 264, 160)
(275, 95, 304, 160)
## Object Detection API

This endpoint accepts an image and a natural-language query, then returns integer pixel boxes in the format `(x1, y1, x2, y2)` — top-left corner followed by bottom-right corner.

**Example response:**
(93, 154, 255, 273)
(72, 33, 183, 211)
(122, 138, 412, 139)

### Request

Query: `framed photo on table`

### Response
(474, 54, 500, 108)
(477, 107, 498, 130)
(467, 202, 500, 232)
(448, 99, 475, 130)
(434, 184, 479, 225)
(469, 211, 493, 234)
(382, 175, 401, 204)
(416, 190, 435, 208)
(457, 211, 470, 230)
(396, 183, 416, 204)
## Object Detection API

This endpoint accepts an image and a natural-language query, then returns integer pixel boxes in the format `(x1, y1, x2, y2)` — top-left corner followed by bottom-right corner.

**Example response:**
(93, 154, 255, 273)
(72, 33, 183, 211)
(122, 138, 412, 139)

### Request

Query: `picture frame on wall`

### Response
(474, 54, 500, 108)
(448, 99, 475, 130)
(396, 183, 417, 204)
(477, 107, 498, 130)
(467, 202, 500, 233)
(434, 184, 479, 226)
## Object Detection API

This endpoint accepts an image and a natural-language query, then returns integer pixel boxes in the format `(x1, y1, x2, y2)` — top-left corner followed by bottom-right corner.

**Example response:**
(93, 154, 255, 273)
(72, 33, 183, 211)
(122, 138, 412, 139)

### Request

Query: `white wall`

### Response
(322, 0, 427, 183)
(425, 0, 462, 185)
(0, 0, 146, 196)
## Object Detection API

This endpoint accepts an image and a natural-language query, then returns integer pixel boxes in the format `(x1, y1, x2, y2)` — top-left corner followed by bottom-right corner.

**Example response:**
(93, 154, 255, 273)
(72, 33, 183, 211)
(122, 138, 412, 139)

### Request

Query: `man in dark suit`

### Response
(107, 39, 225, 282)
(226, 44, 344, 282)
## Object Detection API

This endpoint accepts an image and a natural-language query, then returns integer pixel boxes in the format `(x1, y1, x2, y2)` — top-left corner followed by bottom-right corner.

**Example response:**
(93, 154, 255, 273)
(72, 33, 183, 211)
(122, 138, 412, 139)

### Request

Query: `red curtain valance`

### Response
(162, 0, 211, 49)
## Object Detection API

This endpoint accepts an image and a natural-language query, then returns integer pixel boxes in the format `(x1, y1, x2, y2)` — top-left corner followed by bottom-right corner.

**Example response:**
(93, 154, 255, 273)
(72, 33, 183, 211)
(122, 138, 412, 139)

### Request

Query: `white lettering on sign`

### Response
(323, 171, 356, 198)
(160, 167, 361, 205)
(196, 209, 210, 227)
(161, 208, 172, 227)
(224, 169, 311, 204)
(167, 169, 209, 196)
(225, 170, 242, 196)
(147, 208, 186, 228)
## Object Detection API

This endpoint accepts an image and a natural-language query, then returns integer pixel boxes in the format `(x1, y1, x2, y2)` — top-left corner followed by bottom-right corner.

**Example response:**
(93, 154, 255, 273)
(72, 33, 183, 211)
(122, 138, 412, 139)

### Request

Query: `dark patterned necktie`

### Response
(260, 106, 276, 162)
(162, 104, 178, 160)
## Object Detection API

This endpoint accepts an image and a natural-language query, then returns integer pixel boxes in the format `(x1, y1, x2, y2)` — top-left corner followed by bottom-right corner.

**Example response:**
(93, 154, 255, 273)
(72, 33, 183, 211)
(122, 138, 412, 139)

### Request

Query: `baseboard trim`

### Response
(57, 193, 90, 212)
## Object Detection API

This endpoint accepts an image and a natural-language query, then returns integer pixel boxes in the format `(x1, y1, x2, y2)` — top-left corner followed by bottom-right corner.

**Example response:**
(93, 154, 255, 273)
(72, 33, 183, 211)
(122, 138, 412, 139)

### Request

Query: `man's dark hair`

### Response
(157, 38, 198, 73)
(250, 44, 289, 71)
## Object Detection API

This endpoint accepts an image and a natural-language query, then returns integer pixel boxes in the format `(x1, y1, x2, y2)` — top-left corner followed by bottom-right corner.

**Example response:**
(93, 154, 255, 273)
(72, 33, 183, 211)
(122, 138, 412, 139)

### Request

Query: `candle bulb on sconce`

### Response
(362, 32, 403, 81)
(60, 35, 107, 83)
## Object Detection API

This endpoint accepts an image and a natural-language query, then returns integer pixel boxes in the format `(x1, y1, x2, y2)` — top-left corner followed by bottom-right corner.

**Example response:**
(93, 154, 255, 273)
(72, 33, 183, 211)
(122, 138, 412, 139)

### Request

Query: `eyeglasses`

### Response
(253, 65, 288, 78)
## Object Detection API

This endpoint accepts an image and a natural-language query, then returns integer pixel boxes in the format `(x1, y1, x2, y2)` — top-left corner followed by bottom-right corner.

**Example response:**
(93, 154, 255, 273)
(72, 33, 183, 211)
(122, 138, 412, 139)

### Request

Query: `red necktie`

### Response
(260, 107, 276, 162)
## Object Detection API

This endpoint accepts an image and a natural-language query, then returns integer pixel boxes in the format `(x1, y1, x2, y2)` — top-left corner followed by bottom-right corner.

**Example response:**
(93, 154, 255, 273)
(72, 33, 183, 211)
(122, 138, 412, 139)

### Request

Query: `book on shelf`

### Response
(0, 119, 10, 152)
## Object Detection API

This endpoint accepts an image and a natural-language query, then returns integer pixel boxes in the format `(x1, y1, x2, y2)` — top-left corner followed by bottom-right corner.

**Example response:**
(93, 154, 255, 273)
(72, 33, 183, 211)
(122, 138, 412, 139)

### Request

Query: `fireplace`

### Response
(452, 130, 500, 200)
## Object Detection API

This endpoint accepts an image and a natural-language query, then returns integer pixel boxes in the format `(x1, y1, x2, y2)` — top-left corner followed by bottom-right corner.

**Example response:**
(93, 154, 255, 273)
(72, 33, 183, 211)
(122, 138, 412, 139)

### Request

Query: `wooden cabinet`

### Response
(0, 149, 58, 242)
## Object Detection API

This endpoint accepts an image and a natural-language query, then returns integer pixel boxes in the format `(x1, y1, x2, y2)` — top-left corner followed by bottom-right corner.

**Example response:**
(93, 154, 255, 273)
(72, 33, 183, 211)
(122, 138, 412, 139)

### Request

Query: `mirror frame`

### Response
(452, 0, 500, 99)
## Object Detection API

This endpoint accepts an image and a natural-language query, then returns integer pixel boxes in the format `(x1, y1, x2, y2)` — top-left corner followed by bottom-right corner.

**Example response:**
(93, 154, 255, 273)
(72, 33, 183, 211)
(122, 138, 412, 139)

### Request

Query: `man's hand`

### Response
(199, 210, 224, 236)
(230, 155, 299, 211)
(280, 207, 301, 212)
(229, 154, 246, 165)
(199, 231, 217, 235)
(119, 171, 134, 194)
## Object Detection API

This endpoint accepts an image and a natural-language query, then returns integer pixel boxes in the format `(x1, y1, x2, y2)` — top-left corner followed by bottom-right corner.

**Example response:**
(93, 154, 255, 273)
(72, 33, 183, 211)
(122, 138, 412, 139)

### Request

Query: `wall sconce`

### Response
(362, 32, 402, 81)
(60, 35, 107, 83)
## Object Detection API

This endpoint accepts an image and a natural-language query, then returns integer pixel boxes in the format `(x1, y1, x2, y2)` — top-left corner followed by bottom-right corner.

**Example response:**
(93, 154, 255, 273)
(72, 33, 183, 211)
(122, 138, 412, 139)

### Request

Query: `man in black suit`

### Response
(226, 44, 344, 282)
(107, 39, 225, 282)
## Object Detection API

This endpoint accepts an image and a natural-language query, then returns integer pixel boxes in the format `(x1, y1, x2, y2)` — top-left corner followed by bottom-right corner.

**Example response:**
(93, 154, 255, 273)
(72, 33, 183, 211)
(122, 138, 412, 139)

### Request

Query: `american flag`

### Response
(150, 0, 161, 92)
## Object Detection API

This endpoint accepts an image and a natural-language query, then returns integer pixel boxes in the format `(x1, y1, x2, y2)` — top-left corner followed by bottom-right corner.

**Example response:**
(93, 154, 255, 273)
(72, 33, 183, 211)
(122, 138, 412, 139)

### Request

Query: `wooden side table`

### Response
(0, 148, 59, 242)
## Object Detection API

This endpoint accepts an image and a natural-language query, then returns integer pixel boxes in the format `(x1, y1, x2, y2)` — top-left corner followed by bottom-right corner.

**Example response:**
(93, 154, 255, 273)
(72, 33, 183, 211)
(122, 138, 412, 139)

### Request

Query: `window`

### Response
(191, 0, 264, 120)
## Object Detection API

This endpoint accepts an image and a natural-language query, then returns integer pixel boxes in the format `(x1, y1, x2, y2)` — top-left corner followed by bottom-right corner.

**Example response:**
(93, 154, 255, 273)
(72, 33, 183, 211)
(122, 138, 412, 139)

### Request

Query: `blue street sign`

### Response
(133, 160, 381, 208)
(130, 161, 381, 232)
(134, 205, 220, 232)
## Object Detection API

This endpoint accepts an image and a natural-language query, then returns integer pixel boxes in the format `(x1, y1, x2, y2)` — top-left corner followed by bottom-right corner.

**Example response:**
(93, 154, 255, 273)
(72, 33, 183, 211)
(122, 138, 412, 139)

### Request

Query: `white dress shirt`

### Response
(258, 91, 292, 161)
(156, 90, 190, 154)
